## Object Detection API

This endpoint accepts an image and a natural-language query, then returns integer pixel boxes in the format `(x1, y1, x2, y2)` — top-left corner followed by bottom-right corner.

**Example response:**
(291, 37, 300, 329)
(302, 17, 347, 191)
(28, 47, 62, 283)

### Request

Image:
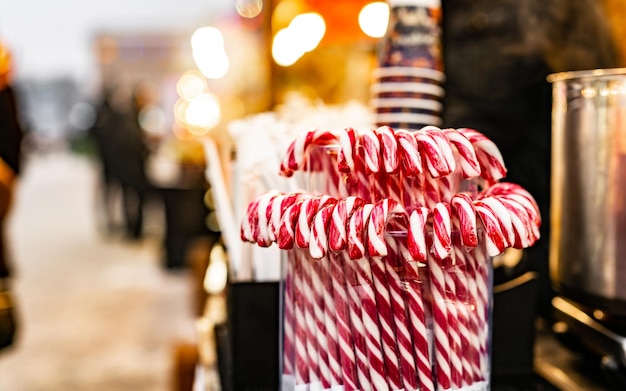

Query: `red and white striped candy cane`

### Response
(310, 202, 338, 260)
(338, 127, 358, 173)
(496, 196, 536, 248)
(431, 202, 452, 260)
(415, 128, 452, 178)
(442, 128, 481, 179)
(329, 196, 364, 252)
(312, 203, 347, 389)
(423, 126, 457, 176)
(240, 191, 266, 242)
(270, 192, 303, 244)
(368, 199, 418, 390)
(457, 128, 507, 185)
(408, 207, 430, 262)
(375, 125, 399, 174)
(360, 128, 381, 175)
(403, 209, 436, 391)
(296, 197, 336, 389)
(367, 199, 405, 390)
(283, 250, 296, 379)
(280, 128, 339, 177)
(474, 200, 508, 256)
(478, 196, 515, 248)
(257, 191, 283, 247)
(427, 237, 452, 390)
(450, 193, 479, 248)
(292, 249, 312, 389)
(348, 203, 390, 390)
(447, 246, 474, 388)
(330, 197, 370, 390)
(396, 128, 423, 176)
(300, 251, 327, 390)
(468, 234, 491, 379)
(278, 201, 305, 250)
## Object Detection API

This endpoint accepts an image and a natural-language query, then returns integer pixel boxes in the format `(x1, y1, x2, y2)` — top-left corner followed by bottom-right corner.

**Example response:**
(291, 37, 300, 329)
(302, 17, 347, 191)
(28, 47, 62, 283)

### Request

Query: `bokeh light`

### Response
(272, 28, 304, 67)
(359, 2, 389, 38)
(289, 12, 325, 53)
(191, 27, 230, 79)
(176, 70, 208, 100)
(236, 0, 263, 18)
(184, 93, 221, 134)
(271, 12, 326, 67)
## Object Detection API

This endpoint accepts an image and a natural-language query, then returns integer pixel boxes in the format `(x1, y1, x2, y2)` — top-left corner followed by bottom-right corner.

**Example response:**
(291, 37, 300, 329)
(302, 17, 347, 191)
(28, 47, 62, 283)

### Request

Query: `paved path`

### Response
(0, 152, 196, 390)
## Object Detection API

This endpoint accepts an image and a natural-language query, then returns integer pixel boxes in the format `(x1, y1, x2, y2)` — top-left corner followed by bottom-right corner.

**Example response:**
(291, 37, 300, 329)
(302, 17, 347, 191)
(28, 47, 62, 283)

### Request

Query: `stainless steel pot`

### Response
(549, 68, 626, 314)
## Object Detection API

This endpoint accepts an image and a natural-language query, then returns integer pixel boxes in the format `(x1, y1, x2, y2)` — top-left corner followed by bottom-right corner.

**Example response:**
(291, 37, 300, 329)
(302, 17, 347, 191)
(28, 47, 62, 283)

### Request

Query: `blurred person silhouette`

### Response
(442, 0, 620, 321)
(90, 82, 152, 240)
(0, 41, 23, 351)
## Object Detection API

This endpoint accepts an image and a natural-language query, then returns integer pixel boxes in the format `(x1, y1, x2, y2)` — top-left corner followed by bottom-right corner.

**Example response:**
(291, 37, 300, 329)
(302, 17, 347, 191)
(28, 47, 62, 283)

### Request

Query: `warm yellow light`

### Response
(176, 70, 207, 100)
(272, 28, 304, 67)
(184, 93, 221, 131)
(359, 2, 389, 38)
(191, 27, 230, 79)
(236, 0, 263, 18)
(194, 51, 230, 80)
(191, 27, 224, 51)
(204, 244, 228, 294)
(271, 12, 326, 67)
(289, 12, 325, 53)
(173, 98, 190, 126)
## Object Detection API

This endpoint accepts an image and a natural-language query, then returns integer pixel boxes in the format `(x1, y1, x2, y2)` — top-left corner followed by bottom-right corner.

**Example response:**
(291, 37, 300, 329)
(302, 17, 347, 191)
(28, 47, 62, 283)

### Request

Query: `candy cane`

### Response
(348, 203, 388, 390)
(375, 125, 399, 174)
(283, 250, 296, 379)
(280, 128, 339, 177)
(457, 128, 507, 184)
(443, 128, 481, 179)
(367, 200, 406, 390)
(292, 249, 313, 389)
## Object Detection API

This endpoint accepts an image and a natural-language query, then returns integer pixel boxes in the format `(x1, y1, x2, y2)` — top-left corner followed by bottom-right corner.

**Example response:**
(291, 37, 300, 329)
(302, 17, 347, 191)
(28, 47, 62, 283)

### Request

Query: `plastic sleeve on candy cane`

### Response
(256, 191, 283, 247)
(269, 192, 302, 243)
(415, 129, 450, 177)
(328, 196, 364, 252)
(485, 183, 541, 221)
(450, 193, 479, 248)
(395, 128, 423, 176)
(457, 127, 507, 183)
(338, 127, 357, 173)
(497, 195, 540, 247)
(408, 207, 430, 261)
(431, 202, 452, 260)
(278, 201, 305, 249)
(280, 128, 339, 177)
(347, 203, 374, 260)
(443, 128, 481, 178)
(241, 196, 261, 242)
(474, 201, 507, 256)
(309, 203, 337, 259)
(478, 196, 515, 248)
(359, 129, 381, 174)
(375, 126, 399, 173)
(295, 196, 336, 249)
(497, 196, 533, 248)
(424, 126, 456, 175)
(367, 198, 406, 257)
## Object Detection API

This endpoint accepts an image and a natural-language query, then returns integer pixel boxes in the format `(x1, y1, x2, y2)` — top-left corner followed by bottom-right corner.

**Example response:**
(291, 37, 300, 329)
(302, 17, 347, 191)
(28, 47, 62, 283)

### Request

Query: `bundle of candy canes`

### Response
(241, 125, 541, 391)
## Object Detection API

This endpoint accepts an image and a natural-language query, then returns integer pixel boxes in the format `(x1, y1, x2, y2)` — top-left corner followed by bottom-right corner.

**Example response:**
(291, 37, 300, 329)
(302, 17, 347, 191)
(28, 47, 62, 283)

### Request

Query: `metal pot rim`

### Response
(547, 67, 626, 83)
